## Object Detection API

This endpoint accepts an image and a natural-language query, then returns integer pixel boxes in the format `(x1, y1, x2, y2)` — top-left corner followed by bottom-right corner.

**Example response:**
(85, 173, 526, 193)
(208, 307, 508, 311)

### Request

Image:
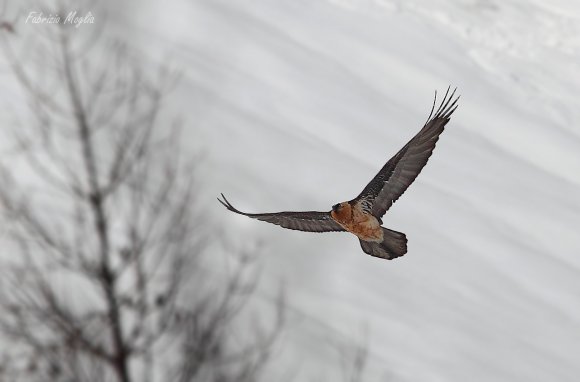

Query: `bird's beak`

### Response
(332, 204, 340, 212)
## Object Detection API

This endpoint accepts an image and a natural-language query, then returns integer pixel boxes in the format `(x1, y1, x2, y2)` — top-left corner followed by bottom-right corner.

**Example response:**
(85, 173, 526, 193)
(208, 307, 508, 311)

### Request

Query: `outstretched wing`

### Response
(218, 194, 345, 233)
(355, 87, 459, 219)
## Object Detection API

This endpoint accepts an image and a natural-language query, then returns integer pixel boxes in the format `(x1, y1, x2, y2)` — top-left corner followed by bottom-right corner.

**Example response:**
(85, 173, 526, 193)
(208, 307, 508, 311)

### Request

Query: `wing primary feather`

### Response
(424, 89, 438, 125)
(218, 193, 244, 215)
(432, 87, 458, 121)
(423, 86, 458, 125)
(433, 86, 450, 118)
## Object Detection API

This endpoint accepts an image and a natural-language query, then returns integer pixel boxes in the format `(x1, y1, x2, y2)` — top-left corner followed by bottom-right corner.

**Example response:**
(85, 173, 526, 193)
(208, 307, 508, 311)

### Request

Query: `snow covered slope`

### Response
(36, 0, 580, 380)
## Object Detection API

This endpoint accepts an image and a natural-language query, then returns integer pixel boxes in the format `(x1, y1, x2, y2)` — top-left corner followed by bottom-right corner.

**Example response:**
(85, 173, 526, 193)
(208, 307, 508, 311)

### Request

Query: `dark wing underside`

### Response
(356, 87, 459, 219)
(218, 194, 345, 233)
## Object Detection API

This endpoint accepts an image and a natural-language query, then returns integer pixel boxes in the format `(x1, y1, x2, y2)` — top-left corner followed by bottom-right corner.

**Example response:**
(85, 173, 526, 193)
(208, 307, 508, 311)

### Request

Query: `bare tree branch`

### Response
(0, 5, 285, 382)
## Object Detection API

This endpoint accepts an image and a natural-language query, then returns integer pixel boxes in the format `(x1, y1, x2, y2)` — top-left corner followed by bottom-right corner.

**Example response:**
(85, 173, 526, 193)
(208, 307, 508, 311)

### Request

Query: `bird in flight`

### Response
(219, 88, 459, 260)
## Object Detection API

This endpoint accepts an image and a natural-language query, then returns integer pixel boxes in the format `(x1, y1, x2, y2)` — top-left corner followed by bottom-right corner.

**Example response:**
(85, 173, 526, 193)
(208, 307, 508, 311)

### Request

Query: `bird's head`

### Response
(330, 202, 351, 222)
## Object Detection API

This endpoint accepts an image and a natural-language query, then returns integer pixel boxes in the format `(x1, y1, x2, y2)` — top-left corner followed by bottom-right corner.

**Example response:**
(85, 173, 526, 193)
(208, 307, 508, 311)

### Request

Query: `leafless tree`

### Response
(0, 14, 283, 382)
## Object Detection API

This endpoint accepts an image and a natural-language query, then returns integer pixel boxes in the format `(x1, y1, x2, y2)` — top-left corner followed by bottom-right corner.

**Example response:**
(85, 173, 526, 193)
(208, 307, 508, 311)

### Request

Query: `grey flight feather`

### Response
(218, 194, 345, 233)
(355, 87, 459, 219)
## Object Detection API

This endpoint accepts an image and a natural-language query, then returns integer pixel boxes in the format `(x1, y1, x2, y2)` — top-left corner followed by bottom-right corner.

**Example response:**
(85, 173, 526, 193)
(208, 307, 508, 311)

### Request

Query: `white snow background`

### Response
(3, 0, 580, 380)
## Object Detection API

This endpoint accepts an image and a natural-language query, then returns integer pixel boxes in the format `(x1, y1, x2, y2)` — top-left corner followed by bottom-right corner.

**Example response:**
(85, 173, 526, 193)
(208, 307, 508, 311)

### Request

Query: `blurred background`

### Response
(0, 0, 579, 381)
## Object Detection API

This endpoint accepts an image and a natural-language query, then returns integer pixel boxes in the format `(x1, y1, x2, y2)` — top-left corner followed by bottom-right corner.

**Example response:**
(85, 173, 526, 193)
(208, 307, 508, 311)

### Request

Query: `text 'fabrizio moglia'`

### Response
(25, 11, 95, 28)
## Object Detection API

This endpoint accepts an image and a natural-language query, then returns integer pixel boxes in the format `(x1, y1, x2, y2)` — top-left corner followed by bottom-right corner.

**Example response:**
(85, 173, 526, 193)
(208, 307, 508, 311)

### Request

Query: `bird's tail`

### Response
(359, 228, 408, 260)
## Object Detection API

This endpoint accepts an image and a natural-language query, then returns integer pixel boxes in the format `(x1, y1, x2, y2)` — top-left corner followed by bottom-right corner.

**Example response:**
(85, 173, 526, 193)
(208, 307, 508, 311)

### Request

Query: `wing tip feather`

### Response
(217, 193, 247, 216)
(426, 86, 460, 125)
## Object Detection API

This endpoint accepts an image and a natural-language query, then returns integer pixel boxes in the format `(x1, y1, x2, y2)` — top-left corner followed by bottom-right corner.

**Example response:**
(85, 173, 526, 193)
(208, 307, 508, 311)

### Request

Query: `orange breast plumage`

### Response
(331, 202, 383, 242)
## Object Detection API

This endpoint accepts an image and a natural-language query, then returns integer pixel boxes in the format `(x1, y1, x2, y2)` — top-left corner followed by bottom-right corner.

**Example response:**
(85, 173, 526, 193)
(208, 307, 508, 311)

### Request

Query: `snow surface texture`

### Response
(6, 0, 580, 380)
